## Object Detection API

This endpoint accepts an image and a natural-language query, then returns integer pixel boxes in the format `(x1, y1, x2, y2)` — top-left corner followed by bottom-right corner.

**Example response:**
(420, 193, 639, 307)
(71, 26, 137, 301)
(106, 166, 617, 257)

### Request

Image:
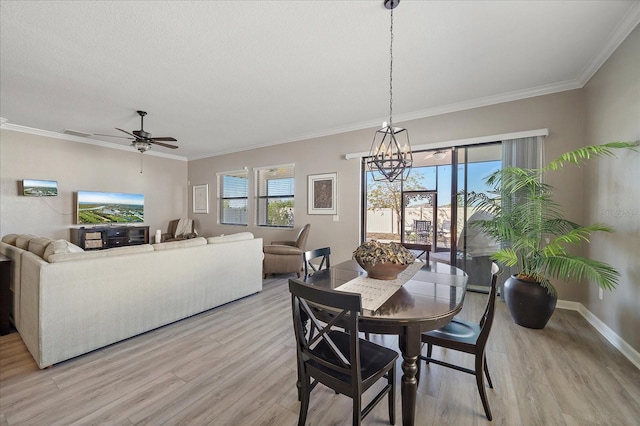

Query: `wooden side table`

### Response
(0, 254, 12, 335)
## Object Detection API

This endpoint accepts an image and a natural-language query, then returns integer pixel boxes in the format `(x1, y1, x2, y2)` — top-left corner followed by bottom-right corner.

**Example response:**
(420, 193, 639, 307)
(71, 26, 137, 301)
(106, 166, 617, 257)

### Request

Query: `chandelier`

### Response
(367, 0, 412, 182)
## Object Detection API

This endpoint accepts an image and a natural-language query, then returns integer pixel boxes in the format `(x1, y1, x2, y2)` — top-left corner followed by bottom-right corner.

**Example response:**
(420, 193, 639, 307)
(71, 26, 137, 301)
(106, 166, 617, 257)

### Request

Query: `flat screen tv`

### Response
(77, 191, 144, 224)
(22, 179, 58, 196)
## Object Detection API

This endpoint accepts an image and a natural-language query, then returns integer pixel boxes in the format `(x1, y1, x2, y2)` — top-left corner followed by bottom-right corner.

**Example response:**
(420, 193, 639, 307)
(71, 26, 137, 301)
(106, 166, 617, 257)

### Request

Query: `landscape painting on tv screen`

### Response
(22, 179, 58, 196)
(77, 191, 144, 224)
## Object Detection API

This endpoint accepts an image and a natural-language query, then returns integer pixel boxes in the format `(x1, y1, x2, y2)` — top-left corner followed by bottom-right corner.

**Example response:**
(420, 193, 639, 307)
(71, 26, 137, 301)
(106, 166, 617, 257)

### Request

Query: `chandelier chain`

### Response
(389, 7, 393, 127)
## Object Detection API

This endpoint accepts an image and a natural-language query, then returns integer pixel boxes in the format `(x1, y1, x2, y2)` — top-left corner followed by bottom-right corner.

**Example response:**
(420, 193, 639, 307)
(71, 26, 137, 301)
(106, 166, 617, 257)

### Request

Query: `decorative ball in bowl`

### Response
(353, 240, 416, 280)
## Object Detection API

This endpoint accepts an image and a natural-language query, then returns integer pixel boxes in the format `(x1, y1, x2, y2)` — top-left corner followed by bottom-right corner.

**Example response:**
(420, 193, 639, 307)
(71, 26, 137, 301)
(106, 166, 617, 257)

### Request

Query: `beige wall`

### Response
(188, 89, 588, 298)
(583, 25, 640, 350)
(0, 129, 189, 240)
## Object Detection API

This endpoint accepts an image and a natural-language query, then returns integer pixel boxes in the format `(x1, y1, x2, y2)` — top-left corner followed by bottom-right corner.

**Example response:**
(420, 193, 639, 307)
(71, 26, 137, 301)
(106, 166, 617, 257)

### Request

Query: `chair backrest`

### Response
(295, 224, 311, 249)
(303, 247, 331, 276)
(477, 262, 502, 346)
(414, 219, 431, 233)
(168, 218, 194, 237)
(289, 279, 363, 390)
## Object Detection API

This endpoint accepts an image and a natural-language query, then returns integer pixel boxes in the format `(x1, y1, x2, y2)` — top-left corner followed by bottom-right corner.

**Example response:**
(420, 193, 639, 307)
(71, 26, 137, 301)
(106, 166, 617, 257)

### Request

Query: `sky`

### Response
(78, 191, 144, 206)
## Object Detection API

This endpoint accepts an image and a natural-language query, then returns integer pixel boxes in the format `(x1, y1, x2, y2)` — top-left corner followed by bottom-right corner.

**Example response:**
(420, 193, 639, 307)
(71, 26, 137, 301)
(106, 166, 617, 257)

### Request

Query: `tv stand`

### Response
(70, 225, 149, 250)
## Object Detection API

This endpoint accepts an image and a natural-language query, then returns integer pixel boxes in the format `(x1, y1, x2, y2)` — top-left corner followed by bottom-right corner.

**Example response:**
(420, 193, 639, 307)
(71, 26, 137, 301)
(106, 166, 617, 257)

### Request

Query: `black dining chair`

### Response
(417, 262, 501, 421)
(289, 279, 398, 426)
(303, 247, 331, 277)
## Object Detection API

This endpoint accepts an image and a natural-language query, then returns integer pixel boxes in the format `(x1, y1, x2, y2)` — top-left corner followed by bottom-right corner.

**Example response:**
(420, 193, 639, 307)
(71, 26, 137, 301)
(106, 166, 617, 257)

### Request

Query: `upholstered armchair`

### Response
(161, 219, 197, 242)
(262, 224, 311, 278)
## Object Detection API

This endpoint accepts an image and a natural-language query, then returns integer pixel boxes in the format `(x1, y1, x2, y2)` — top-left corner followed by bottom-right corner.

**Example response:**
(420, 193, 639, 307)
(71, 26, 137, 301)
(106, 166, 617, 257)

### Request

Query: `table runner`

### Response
(335, 261, 424, 311)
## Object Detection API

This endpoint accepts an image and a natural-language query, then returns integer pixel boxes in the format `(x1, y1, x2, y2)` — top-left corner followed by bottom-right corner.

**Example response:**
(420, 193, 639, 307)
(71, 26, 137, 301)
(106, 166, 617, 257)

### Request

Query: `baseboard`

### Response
(557, 300, 640, 370)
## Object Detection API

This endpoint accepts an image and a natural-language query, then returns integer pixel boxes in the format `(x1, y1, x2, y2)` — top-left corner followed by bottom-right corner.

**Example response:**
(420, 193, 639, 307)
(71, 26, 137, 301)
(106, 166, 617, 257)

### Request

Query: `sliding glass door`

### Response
(363, 142, 501, 290)
(454, 143, 502, 292)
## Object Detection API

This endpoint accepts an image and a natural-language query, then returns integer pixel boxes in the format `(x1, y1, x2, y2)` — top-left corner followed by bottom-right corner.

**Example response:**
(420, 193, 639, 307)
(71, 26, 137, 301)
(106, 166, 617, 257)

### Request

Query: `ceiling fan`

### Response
(424, 150, 447, 160)
(98, 110, 178, 153)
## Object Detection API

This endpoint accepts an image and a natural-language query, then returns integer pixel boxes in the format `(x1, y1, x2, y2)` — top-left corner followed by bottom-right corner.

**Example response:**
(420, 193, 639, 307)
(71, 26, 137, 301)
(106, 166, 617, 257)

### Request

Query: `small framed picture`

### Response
(193, 184, 209, 214)
(308, 173, 337, 215)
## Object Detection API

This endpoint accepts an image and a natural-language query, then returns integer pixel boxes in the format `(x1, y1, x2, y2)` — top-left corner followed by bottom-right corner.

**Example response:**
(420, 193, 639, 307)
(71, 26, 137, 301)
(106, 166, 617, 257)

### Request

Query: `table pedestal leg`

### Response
(399, 328, 421, 426)
(401, 354, 418, 426)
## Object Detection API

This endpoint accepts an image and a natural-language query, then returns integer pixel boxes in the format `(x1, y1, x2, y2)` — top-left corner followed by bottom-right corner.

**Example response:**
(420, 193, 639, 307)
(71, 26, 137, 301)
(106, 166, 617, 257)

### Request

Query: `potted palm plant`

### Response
(471, 141, 638, 329)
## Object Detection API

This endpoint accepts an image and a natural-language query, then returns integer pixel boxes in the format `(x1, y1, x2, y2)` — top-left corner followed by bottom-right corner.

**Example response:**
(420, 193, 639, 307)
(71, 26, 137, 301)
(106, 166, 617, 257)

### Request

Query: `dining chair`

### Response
(303, 247, 331, 277)
(413, 219, 431, 244)
(417, 262, 501, 421)
(289, 279, 398, 426)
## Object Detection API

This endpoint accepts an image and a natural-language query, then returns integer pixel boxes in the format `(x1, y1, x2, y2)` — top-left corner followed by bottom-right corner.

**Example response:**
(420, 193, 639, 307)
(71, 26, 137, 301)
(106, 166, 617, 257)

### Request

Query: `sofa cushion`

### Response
(43, 239, 85, 261)
(48, 244, 153, 263)
(28, 237, 53, 259)
(1, 234, 19, 245)
(153, 237, 207, 251)
(207, 232, 254, 244)
(16, 234, 39, 250)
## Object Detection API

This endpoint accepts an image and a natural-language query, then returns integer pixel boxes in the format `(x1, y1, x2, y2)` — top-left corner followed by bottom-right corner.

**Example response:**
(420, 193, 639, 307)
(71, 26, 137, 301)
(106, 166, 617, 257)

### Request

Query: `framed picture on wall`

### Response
(193, 184, 209, 214)
(308, 173, 337, 215)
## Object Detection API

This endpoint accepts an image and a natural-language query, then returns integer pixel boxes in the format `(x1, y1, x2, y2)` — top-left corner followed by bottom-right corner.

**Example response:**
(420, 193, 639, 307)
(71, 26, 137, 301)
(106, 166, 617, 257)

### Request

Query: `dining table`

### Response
(295, 258, 468, 426)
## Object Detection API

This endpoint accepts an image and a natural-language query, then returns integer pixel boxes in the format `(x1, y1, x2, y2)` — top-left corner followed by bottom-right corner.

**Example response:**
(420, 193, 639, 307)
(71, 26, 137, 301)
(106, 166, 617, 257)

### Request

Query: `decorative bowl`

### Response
(355, 258, 410, 280)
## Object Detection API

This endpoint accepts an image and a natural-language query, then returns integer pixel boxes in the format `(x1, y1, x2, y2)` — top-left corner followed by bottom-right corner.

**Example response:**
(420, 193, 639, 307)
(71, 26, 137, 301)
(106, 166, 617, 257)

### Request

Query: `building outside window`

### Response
(255, 164, 295, 227)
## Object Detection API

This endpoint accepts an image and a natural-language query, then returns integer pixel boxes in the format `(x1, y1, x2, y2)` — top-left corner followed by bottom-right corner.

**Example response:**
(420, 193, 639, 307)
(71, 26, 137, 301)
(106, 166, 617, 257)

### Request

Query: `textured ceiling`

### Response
(1, 0, 639, 160)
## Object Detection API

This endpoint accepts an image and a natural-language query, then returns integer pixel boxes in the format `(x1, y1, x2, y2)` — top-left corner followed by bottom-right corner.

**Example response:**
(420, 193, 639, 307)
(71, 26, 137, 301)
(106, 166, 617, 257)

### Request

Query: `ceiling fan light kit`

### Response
(367, 0, 413, 183)
(133, 140, 151, 153)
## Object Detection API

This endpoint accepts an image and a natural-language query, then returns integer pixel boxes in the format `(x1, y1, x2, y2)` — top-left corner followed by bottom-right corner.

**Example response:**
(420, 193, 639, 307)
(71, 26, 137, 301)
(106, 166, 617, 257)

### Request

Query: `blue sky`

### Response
(78, 191, 144, 206)
(408, 160, 501, 206)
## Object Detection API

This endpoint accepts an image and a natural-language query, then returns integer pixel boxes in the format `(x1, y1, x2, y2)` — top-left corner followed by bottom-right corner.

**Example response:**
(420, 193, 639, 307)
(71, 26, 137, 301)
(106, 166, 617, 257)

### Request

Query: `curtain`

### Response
(498, 135, 544, 297)
(502, 135, 543, 169)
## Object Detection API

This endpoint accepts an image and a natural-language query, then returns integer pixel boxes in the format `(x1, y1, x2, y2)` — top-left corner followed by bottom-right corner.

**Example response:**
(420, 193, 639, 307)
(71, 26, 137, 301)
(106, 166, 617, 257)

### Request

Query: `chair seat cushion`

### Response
(263, 244, 303, 255)
(308, 330, 397, 384)
(422, 317, 481, 347)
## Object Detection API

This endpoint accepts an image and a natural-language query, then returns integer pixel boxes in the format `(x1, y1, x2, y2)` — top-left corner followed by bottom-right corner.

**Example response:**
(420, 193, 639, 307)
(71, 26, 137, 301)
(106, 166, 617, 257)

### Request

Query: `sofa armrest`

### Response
(263, 245, 303, 255)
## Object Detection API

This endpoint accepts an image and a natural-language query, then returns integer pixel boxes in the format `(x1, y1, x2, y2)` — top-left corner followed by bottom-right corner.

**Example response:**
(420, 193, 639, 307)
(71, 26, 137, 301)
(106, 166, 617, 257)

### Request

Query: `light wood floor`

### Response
(1, 276, 639, 425)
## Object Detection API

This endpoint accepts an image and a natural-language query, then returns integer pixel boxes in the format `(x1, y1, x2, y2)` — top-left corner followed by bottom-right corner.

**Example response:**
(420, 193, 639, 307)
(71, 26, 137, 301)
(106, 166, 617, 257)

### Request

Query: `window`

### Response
(218, 170, 248, 226)
(256, 164, 295, 227)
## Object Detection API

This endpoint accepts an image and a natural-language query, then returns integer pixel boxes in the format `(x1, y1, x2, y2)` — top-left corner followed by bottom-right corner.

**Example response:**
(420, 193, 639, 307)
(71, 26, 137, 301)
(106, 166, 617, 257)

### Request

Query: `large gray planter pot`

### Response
(503, 275, 557, 329)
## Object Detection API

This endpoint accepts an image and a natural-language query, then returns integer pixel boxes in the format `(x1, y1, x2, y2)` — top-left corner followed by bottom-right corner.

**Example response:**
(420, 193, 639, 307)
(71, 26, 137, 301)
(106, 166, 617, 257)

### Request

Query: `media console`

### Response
(70, 225, 149, 250)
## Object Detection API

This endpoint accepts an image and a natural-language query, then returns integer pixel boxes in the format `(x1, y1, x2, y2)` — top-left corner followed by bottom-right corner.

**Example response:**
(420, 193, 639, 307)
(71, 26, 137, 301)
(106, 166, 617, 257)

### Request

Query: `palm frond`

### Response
(544, 141, 638, 171)
(542, 255, 619, 290)
(490, 248, 519, 268)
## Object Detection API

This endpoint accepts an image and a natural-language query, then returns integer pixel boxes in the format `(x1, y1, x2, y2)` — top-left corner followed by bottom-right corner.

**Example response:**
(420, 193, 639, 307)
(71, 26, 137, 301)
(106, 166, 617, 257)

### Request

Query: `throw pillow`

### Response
(15, 234, 38, 250)
(1, 234, 19, 245)
(28, 237, 53, 259)
(43, 239, 84, 262)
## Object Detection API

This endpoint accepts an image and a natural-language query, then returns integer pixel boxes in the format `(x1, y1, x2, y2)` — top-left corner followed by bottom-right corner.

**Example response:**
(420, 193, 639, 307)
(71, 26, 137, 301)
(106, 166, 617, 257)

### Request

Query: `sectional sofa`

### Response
(0, 232, 263, 369)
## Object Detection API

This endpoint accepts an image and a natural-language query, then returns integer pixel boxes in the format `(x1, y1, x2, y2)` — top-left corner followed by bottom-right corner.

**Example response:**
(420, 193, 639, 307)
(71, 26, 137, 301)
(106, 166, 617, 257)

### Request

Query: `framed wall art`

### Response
(308, 172, 337, 215)
(193, 184, 209, 214)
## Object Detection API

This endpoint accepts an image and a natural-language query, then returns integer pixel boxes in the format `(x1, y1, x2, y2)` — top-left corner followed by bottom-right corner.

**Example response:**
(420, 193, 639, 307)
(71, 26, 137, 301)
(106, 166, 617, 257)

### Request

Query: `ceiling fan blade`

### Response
(151, 137, 177, 142)
(116, 128, 140, 139)
(149, 140, 179, 149)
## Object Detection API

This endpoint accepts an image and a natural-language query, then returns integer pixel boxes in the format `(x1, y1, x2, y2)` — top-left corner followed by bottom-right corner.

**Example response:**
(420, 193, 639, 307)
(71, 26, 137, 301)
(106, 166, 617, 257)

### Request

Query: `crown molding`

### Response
(345, 128, 549, 160)
(577, 2, 640, 86)
(0, 123, 187, 161)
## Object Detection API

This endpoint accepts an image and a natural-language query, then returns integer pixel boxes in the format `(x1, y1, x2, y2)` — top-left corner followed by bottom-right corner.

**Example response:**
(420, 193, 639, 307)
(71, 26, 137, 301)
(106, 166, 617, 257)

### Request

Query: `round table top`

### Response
(300, 259, 468, 331)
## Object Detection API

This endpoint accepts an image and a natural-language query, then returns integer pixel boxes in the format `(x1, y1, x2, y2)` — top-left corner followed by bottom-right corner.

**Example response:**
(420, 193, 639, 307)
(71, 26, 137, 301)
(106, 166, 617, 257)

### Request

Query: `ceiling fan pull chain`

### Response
(140, 151, 144, 174)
